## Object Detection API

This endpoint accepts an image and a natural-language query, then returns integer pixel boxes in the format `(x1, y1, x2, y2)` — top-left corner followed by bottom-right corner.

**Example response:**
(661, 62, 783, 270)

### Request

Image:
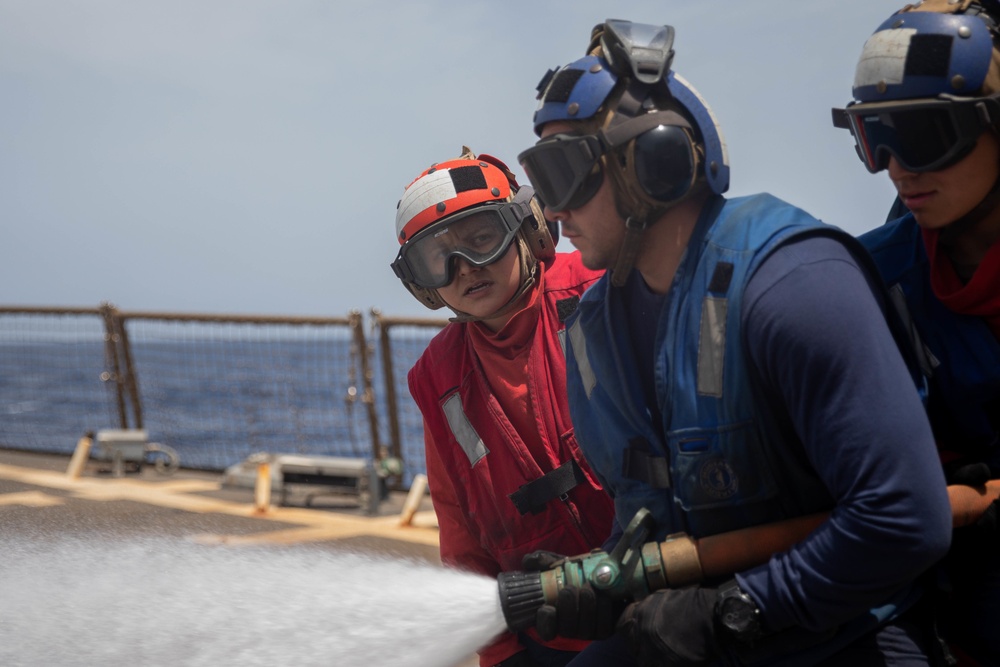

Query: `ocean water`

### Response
(0, 337, 432, 482)
(0, 536, 506, 667)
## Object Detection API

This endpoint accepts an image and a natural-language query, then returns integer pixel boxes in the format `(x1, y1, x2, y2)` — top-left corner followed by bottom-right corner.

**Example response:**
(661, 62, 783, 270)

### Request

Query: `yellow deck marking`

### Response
(0, 463, 440, 547)
(0, 490, 65, 507)
(191, 520, 441, 547)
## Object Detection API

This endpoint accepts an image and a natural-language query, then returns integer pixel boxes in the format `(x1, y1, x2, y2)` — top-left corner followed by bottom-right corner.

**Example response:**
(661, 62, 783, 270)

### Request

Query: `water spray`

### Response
(1, 536, 506, 667)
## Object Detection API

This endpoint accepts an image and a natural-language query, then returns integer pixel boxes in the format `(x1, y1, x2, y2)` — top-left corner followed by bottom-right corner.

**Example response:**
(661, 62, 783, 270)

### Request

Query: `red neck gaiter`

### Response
(921, 227, 1000, 339)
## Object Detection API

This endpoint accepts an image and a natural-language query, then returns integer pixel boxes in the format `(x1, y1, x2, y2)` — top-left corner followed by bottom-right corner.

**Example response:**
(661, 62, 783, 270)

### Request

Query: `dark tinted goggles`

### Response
(518, 134, 606, 211)
(833, 95, 1000, 173)
(391, 202, 523, 289)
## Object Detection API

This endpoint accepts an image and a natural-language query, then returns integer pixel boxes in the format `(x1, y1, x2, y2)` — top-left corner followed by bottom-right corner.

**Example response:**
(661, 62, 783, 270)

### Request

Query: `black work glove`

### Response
(616, 586, 722, 667)
(521, 550, 624, 642)
(521, 549, 565, 572)
(944, 461, 993, 487)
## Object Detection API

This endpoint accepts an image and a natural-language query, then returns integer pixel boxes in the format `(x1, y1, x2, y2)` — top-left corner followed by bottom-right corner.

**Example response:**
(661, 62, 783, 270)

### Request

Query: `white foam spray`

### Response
(0, 536, 506, 667)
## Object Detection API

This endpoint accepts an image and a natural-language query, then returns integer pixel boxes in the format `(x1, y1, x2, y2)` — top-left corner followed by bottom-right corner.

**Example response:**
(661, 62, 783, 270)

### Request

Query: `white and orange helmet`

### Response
(391, 148, 556, 311)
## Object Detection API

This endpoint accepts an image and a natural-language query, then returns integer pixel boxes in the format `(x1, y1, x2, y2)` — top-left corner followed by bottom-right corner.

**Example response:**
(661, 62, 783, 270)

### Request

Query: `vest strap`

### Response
(508, 459, 587, 516)
(556, 295, 581, 323)
(568, 319, 596, 398)
(888, 283, 939, 378)
(622, 437, 672, 488)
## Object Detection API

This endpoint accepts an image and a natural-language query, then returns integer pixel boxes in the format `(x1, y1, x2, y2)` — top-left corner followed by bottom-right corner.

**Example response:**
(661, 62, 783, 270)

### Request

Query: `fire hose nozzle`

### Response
(497, 508, 657, 631)
(497, 570, 547, 631)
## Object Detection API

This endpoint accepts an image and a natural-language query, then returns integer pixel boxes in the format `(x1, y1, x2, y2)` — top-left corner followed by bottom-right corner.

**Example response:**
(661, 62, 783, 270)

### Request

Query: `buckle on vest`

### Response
(508, 459, 587, 516)
(622, 437, 671, 489)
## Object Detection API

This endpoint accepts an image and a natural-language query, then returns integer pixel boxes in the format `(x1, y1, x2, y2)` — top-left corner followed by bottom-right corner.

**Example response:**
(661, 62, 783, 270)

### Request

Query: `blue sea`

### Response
(0, 337, 432, 484)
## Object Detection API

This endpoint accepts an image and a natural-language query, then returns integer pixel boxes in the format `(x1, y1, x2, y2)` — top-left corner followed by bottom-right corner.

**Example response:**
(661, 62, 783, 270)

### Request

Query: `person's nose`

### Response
(886, 155, 915, 181)
(452, 256, 480, 277)
(543, 203, 566, 224)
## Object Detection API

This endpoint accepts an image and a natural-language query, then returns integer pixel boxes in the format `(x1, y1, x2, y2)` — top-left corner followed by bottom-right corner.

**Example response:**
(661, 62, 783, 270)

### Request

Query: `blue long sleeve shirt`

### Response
(734, 234, 951, 632)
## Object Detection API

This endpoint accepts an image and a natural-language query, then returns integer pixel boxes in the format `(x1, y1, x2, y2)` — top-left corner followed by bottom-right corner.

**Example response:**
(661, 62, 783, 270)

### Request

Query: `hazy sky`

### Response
(2, 1, 904, 320)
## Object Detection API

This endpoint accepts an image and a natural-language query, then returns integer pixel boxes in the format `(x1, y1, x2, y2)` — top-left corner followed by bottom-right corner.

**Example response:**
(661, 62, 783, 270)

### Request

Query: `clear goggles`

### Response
(518, 133, 607, 212)
(391, 201, 527, 289)
(833, 94, 1000, 173)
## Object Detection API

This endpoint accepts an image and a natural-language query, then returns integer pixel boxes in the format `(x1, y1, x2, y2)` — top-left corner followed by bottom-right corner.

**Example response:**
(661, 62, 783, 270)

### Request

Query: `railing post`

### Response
(350, 309, 382, 466)
(371, 308, 403, 466)
(99, 302, 129, 429)
(115, 314, 143, 429)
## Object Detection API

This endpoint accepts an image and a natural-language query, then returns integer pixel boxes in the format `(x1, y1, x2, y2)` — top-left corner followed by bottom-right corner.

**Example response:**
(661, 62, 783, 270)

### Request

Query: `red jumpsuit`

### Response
(408, 252, 616, 666)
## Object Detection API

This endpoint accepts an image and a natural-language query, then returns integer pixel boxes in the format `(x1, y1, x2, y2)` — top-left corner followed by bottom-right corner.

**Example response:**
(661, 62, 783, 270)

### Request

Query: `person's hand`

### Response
(521, 550, 565, 572)
(944, 462, 1000, 573)
(616, 586, 721, 667)
(520, 550, 623, 641)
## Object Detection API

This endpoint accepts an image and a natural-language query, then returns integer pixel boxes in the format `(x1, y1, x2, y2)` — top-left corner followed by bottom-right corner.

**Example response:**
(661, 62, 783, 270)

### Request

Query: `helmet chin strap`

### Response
(603, 138, 659, 288)
(604, 148, 697, 288)
(610, 215, 649, 287)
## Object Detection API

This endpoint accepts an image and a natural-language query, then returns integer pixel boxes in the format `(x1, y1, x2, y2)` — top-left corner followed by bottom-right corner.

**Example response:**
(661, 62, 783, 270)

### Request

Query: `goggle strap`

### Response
(508, 186, 536, 228)
(390, 252, 412, 282)
(601, 109, 691, 148)
(615, 79, 651, 118)
(976, 98, 1000, 126)
(831, 108, 850, 130)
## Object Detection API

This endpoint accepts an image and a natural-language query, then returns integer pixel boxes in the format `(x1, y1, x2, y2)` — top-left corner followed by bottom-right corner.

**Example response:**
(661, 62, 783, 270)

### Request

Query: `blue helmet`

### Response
(531, 55, 617, 133)
(526, 20, 730, 202)
(834, 4, 1000, 174)
(518, 20, 731, 287)
(852, 10, 995, 103)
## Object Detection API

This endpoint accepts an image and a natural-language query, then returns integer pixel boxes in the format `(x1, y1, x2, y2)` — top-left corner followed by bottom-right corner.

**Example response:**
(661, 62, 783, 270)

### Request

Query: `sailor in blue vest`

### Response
(835, 2, 1000, 665)
(514, 19, 953, 666)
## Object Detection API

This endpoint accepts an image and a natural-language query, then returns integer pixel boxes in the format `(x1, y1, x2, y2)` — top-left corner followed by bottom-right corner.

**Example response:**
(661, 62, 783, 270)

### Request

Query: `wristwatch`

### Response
(714, 580, 764, 644)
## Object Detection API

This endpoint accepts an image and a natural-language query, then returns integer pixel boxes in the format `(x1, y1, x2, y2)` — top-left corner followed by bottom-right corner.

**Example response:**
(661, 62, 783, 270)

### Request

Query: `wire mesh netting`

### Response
(0, 306, 445, 482)
(0, 310, 117, 454)
(371, 315, 447, 486)
(120, 316, 372, 470)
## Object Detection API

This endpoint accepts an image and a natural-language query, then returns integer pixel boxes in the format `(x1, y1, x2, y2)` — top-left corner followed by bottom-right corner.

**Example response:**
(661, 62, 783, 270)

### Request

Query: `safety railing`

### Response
(0, 306, 120, 453)
(368, 309, 451, 487)
(0, 304, 446, 488)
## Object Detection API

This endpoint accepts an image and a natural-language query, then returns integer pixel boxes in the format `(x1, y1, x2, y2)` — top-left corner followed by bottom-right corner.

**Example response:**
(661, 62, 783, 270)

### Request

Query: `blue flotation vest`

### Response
(861, 213, 1000, 460)
(565, 194, 844, 539)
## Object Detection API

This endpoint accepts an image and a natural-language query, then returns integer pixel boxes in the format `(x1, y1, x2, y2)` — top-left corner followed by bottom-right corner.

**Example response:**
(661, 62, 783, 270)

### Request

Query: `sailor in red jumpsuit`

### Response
(391, 147, 615, 667)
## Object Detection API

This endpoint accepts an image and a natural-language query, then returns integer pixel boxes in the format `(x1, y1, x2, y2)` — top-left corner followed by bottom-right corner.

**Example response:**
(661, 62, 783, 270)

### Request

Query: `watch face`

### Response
(720, 596, 757, 633)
